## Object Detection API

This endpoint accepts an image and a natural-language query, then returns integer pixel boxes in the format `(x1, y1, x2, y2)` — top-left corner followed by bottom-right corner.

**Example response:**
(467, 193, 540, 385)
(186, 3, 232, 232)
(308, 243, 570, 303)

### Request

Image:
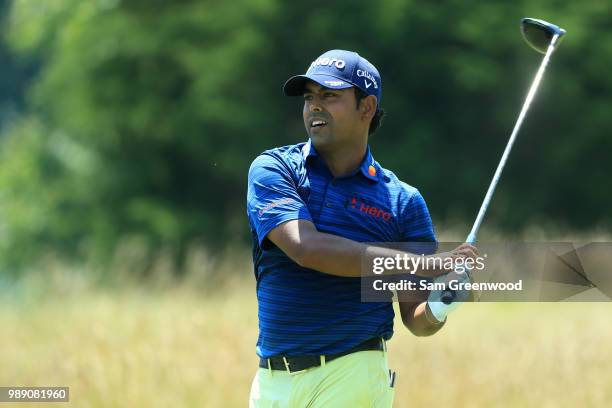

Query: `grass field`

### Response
(2, 268, 612, 408)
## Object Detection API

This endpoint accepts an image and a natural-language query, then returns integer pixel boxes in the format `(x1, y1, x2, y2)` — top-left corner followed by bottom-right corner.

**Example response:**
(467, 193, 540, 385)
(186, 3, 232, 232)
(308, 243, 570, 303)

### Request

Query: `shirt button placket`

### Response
(325, 179, 337, 209)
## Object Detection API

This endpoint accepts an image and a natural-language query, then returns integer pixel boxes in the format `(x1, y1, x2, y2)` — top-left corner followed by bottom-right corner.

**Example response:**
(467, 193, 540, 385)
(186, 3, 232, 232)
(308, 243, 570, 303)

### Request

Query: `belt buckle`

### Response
(282, 356, 307, 375)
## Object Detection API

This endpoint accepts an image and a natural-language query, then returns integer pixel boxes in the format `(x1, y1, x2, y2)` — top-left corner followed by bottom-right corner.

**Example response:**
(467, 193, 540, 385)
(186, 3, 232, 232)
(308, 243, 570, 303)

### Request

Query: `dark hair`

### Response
(354, 88, 385, 135)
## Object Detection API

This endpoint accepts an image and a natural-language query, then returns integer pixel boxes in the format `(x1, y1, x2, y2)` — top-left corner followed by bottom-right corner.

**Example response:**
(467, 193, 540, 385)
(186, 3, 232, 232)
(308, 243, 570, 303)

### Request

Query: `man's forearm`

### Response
(294, 228, 366, 277)
(400, 301, 445, 337)
(268, 219, 451, 278)
(292, 225, 443, 278)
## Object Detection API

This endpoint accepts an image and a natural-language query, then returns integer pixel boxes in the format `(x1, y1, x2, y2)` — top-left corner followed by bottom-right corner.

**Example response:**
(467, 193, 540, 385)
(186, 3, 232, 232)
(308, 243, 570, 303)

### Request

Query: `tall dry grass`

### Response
(2, 234, 612, 407)
(2, 277, 612, 407)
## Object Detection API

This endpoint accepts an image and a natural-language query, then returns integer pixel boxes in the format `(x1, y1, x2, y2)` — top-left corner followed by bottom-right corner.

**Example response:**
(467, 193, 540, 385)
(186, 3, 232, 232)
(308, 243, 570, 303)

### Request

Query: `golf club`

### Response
(440, 18, 566, 304)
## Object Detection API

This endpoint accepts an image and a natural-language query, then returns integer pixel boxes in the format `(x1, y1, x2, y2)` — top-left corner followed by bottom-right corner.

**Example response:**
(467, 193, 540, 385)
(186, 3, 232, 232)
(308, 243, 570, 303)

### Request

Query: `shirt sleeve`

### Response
(398, 189, 438, 254)
(247, 153, 313, 246)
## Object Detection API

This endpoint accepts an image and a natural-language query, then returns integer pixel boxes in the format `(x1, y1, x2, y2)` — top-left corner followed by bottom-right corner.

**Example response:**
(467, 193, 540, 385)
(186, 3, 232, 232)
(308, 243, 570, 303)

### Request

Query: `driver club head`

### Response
(521, 18, 566, 54)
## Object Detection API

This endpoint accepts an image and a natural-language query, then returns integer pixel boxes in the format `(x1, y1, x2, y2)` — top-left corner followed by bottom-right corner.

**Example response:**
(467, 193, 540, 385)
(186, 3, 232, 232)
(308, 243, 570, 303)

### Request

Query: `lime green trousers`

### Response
(249, 349, 395, 407)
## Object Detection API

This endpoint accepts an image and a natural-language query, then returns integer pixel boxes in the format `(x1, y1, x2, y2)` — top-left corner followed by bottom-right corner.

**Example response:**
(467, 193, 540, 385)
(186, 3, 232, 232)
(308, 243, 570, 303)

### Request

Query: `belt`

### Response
(259, 337, 386, 374)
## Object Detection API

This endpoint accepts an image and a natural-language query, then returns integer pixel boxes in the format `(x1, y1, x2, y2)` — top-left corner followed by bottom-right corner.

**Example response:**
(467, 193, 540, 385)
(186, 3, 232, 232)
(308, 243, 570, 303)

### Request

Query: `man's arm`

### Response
(267, 219, 477, 278)
(268, 219, 365, 277)
(398, 301, 445, 337)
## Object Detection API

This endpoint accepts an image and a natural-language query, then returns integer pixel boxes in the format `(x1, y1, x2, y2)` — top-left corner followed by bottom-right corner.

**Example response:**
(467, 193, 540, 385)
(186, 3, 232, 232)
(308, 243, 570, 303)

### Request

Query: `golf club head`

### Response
(521, 18, 566, 54)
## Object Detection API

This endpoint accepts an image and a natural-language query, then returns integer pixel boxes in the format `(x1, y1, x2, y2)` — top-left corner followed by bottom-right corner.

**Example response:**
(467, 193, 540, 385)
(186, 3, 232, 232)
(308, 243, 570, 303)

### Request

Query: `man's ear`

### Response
(360, 95, 377, 119)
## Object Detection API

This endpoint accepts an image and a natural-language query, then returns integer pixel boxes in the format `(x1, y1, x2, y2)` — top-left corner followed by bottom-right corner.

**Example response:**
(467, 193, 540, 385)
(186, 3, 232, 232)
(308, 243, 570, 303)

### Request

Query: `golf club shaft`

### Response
(441, 34, 561, 304)
(466, 33, 560, 244)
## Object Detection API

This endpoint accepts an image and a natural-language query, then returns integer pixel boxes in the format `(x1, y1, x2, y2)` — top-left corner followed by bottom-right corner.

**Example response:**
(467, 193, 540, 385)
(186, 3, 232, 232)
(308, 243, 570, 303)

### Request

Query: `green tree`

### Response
(1, 0, 611, 273)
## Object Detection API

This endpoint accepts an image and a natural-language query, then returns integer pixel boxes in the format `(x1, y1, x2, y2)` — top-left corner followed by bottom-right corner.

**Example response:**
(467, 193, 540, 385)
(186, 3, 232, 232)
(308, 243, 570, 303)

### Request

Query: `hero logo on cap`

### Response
(283, 49, 382, 103)
(308, 57, 347, 71)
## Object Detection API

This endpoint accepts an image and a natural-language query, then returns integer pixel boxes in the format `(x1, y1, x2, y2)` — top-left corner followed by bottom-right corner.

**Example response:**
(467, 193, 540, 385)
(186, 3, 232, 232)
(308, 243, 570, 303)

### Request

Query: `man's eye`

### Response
(304, 95, 313, 101)
(324, 92, 336, 97)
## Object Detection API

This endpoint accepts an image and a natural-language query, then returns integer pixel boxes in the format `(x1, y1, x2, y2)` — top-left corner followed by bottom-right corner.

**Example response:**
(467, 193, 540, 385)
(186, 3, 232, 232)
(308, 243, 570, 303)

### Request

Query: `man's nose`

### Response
(309, 102, 323, 112)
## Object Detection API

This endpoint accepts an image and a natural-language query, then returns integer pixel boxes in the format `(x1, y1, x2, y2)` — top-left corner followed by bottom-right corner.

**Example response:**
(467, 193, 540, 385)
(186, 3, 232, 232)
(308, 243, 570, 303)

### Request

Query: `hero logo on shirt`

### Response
(350, 197, 392, 222)
(309, 57, 346, 71)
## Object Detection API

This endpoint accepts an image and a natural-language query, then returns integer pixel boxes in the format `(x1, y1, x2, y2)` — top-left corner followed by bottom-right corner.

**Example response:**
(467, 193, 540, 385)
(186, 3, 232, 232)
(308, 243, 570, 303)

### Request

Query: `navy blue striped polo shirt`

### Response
(246, 139, 436, 358)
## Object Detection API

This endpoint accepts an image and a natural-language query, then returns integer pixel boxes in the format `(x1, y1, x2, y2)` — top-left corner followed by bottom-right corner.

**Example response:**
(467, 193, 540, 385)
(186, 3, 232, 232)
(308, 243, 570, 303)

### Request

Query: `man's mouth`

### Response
(310, 119, 328, 128)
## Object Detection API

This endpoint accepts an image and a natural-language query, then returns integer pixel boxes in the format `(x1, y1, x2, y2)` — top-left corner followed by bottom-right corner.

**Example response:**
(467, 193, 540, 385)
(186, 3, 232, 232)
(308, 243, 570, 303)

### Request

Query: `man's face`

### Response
(302, 81, 364, 150)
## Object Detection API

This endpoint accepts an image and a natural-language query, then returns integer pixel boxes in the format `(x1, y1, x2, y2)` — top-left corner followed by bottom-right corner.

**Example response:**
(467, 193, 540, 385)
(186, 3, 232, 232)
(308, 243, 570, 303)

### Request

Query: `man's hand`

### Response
(425, 243, 479, 323)
(447, 242, 479, 262)
(423, 242, 479, 277)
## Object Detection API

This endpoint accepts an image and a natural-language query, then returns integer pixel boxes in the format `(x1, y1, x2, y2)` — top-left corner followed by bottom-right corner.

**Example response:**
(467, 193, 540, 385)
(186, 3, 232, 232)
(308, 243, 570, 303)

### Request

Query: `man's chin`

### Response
(308, 130, 333, 146)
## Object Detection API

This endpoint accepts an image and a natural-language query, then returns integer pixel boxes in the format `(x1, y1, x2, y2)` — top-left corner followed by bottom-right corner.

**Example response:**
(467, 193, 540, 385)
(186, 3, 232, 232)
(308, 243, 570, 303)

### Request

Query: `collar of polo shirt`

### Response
(301, 140, 380, 182)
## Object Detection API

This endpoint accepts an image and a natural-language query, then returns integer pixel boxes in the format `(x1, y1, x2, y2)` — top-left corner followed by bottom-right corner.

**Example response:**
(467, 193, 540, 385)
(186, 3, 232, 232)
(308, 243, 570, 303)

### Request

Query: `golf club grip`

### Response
(439, 235, 477, 305)
(440, 289, 455, 305)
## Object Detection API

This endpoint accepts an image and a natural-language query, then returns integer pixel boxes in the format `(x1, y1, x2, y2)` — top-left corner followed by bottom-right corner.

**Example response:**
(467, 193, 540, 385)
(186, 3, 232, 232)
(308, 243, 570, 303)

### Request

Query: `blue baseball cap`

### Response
(283, 49, 382, 104)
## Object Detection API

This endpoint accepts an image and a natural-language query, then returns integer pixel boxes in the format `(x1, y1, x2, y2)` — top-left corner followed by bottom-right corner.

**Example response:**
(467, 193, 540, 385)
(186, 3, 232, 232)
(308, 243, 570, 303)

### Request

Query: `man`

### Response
(246, 49, 477, 407)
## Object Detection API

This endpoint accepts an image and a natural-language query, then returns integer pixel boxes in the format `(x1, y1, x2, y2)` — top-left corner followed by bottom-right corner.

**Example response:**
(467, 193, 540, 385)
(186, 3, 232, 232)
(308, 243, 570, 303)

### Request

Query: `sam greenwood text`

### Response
(373, 279, 523, 292)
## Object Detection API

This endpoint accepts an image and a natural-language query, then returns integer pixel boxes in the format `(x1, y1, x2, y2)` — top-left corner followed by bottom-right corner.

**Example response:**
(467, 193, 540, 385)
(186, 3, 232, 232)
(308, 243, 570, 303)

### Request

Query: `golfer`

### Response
(247, 49, 477, 407)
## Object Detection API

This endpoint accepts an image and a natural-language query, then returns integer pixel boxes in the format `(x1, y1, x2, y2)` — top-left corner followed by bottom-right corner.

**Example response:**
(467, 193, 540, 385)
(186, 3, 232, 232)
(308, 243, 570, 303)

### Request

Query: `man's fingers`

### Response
(453, 243, 479, 260)
(459, 243, 479, 256)
(430, 244, 481, 276)
(451, 244, 480, 277)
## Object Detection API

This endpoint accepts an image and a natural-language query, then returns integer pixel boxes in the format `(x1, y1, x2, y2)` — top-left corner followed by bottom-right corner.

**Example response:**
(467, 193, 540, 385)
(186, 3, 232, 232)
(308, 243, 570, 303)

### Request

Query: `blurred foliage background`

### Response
(0, 0, 611, 275)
